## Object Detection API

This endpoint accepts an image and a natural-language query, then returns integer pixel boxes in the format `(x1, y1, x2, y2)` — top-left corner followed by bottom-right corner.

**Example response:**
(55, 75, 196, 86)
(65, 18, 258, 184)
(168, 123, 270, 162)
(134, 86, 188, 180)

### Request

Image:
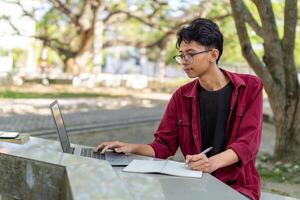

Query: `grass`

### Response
(257, 154, 300, 184)
(148, 78, 189, 93)
(0, 82, 150, 99)
(0, 89, 121, 99)
(0, 79, 185, 99)
(259, 166, 290, 182)
(257, 154, 300, 198)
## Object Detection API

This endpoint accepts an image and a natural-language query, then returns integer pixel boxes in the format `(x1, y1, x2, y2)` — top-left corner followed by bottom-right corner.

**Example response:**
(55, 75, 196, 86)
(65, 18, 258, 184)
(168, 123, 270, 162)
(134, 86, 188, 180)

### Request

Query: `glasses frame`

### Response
(173, 49, 212, 65)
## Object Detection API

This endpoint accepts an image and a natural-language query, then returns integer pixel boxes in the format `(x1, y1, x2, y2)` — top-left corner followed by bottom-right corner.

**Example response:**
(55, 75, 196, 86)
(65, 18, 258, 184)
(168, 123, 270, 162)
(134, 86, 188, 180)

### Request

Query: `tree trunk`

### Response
(64, 50, 93, 75)
(63, 21, 95, 74)
(65, 57, 77, 74)
(272, 90, 300, 161)
(55, 0, 102, 75)
(230, 0, 300, 162)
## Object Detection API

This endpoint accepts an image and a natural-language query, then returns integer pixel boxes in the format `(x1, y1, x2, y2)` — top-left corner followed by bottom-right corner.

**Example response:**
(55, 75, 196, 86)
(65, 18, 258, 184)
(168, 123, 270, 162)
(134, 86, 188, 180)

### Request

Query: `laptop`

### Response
(49, 100, 130, 166)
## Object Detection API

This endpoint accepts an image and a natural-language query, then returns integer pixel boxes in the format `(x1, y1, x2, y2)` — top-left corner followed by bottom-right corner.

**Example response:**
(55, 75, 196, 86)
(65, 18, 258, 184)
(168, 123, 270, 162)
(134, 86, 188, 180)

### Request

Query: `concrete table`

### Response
(0, 137, 248, 200)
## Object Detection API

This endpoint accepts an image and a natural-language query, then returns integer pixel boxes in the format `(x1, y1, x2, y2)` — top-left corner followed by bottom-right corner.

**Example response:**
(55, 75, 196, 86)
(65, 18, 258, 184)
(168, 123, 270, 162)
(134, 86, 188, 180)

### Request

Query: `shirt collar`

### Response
(183, 68, 246, 98)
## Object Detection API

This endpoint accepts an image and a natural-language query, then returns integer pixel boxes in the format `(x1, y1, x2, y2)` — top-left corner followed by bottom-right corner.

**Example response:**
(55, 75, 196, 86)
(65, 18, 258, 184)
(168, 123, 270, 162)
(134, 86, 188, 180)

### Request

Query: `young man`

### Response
(94, 18, 263, 200)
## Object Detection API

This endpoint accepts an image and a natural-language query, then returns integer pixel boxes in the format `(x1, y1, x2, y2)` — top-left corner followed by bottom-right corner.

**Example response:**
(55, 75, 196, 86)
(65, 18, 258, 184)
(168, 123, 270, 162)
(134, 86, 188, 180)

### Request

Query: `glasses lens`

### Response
(174, 55, 192, 64)
(175, 56, 182, 64)
(184, 55, 192, 63)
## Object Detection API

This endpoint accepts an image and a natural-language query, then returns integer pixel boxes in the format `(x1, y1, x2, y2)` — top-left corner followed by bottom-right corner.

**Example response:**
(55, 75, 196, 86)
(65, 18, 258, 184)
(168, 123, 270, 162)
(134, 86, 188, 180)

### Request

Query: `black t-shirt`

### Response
(198, 82, 234, 158)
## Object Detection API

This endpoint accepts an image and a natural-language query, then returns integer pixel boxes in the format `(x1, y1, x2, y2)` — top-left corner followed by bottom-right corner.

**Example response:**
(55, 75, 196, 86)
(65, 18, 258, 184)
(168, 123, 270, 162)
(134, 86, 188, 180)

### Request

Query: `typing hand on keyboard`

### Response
(93, 141, 136, 154)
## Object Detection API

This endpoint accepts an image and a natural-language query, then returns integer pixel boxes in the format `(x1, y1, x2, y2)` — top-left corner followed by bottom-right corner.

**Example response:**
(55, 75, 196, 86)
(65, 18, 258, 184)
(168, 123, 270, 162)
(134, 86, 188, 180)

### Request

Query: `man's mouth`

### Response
(183, 68, 192, 71)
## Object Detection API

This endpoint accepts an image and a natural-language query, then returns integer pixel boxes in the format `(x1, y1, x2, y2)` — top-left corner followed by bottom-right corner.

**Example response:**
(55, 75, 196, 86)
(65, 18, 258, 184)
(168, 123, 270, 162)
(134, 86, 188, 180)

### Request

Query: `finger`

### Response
(189, 155, 208, 164)
(189, 153, 207, 162)
(186, 154, 206, 164)
(101, 142, 115, 153)
(101, 142, 120, 154)
(185, 155, 192, 164)
(188, 160, 208, 169)
(191, 165, 210, 172)
(190, 162, 210, 171)
(93, 142, 108, 152)
(186, 156, 204, 167)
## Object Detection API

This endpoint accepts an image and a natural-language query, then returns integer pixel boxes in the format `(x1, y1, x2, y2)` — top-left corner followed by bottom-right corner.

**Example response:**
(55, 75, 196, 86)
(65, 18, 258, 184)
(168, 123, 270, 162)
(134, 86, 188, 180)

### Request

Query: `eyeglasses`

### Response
(173, 49, 212, 65)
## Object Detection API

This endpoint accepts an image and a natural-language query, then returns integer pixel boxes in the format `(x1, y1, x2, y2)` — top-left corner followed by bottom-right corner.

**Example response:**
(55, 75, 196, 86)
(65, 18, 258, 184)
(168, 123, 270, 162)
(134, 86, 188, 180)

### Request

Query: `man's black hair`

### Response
(176, 18, 223, 64)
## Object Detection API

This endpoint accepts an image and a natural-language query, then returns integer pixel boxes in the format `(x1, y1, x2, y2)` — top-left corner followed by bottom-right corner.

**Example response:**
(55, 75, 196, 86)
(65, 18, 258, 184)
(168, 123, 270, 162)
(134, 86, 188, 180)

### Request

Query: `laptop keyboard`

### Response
(80, 148, 129, 165)
(80, 148, 105, 160)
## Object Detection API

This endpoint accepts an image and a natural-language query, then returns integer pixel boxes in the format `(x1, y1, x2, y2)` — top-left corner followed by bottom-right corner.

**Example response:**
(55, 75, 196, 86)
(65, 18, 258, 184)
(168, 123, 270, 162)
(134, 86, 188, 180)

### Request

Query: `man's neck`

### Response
(198, 65, 229, 91)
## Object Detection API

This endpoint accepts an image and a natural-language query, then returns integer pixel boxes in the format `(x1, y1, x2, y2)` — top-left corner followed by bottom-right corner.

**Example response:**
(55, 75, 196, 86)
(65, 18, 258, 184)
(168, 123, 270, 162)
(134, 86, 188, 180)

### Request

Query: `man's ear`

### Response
(209, 49, 219, 63)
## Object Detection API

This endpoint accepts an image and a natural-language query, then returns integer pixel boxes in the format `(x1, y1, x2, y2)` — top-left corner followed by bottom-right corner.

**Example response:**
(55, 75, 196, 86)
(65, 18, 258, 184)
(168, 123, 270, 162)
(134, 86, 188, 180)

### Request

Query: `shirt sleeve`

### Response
(149, 94, 179, 159)
(228, 79, 263, 167)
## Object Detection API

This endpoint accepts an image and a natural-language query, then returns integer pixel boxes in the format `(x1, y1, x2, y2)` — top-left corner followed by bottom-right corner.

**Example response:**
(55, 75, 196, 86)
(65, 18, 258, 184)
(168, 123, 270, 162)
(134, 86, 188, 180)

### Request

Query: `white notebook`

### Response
(123, 159, 202, 178)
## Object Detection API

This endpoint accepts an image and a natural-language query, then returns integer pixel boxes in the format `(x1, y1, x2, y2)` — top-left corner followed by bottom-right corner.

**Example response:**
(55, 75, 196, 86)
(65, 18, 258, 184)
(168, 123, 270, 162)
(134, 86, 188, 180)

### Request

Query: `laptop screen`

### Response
(50, 100, 72, 153)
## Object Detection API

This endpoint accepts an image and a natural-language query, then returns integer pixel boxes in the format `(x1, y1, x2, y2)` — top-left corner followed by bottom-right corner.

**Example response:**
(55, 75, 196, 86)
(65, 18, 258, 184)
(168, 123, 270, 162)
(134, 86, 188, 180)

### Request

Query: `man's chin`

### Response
(185, 73, 196, 78)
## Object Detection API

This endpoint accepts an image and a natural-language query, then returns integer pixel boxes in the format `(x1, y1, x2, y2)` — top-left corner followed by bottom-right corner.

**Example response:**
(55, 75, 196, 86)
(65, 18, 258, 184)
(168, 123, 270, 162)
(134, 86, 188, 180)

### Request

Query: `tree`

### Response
(102, 0, 231, 78)
(1, 0, 184, 74)
(230, 0, 300, 161)
(36, 0, 104, 74)
(0, 0, 104, 74)
(1, 0, 231, 76)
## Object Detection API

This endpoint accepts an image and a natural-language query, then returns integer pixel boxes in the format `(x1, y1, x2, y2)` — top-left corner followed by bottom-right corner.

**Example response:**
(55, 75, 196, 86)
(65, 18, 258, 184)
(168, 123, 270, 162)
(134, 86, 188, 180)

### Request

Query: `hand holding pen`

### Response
(185, 147, 215, 173)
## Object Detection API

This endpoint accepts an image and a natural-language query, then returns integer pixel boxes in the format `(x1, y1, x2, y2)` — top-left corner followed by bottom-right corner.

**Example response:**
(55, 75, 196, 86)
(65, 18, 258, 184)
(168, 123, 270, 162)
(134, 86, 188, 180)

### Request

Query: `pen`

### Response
(201, 146, 213, 155)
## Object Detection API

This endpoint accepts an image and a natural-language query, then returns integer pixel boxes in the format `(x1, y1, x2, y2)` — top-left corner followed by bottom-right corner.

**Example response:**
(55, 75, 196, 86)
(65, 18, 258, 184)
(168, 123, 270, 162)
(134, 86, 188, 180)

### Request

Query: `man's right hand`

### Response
(93, 141, 137, 154)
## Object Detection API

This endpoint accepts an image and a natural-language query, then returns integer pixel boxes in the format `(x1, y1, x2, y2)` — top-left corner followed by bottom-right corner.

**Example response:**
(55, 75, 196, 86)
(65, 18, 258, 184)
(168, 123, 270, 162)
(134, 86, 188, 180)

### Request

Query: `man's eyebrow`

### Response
(179, 49, 196, 53)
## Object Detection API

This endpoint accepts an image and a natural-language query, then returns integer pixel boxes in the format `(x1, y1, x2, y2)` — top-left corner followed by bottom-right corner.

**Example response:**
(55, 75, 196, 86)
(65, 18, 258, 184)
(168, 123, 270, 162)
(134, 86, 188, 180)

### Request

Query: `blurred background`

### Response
(0, 0, 299, 198)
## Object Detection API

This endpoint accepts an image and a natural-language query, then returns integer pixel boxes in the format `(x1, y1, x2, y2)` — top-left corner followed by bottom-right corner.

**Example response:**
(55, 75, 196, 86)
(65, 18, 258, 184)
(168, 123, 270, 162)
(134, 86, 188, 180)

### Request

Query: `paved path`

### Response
(0, 97, 166, 134)
(0, 96, 275, 154)
(0, 96, 273, 132)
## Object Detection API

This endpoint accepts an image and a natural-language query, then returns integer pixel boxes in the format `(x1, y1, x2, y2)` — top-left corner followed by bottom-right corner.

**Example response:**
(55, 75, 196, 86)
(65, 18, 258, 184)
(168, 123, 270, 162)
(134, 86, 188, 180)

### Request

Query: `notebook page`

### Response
(162, 160, 202, 178)
(123, 160, 165, 173)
